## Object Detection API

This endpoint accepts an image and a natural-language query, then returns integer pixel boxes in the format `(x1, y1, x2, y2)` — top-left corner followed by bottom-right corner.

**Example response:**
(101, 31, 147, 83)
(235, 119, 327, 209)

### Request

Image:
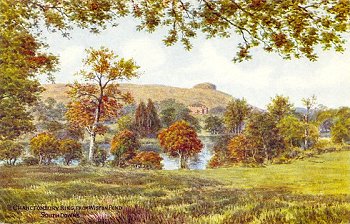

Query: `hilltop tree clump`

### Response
(193, 83, 216, 90)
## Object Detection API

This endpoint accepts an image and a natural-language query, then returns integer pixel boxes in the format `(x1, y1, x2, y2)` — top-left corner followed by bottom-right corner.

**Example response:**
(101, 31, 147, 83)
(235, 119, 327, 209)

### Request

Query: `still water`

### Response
(160, 137, 215, 170)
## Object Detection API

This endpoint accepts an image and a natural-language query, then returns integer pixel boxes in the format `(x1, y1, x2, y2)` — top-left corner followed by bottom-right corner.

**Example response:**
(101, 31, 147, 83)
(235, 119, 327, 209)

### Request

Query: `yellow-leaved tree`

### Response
(66, 47, 139, 162)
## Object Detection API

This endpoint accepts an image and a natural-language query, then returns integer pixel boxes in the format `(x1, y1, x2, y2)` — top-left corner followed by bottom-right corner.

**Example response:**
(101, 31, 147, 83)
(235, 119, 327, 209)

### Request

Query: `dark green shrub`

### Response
(21, 156, 39, 166)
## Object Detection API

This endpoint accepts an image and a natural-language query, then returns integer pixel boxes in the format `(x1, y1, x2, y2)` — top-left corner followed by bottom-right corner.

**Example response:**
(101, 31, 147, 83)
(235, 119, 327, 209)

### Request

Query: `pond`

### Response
(8, 137, 217, 170)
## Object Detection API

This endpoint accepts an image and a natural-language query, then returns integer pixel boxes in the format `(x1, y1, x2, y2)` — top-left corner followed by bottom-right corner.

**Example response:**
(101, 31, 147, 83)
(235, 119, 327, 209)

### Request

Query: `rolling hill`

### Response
(41, 82, 234, 109)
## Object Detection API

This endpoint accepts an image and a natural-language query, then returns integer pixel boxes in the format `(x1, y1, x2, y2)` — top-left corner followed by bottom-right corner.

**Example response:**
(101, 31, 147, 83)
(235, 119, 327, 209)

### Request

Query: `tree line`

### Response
(208, 95, 350, 167)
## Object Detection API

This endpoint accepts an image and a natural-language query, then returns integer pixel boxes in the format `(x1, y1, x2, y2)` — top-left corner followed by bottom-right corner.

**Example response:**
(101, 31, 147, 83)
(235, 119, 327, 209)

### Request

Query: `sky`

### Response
(41, 17, 350, 109)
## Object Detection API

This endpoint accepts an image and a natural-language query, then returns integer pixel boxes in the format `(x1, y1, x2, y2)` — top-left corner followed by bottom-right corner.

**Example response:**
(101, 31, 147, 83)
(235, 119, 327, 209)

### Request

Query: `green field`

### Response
(1, 151, 349, 223)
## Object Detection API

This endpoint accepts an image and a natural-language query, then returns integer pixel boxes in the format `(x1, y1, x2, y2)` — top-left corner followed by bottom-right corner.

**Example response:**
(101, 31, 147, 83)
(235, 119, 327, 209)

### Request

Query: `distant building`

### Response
(188, 103, 209, 115)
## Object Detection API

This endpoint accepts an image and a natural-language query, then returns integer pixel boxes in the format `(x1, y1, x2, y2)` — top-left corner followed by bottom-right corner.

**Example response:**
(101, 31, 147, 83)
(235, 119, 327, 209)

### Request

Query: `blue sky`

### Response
(41, 17, 350, 109)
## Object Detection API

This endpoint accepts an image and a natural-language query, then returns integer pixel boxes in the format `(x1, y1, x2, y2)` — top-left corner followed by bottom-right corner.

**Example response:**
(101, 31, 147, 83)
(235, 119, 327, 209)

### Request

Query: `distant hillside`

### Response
(41, 82, 234, 109)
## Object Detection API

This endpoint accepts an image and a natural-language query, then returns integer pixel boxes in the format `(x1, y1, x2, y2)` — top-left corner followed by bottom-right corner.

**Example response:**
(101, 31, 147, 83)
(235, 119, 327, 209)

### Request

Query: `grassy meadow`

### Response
(1, 151, 349, 223)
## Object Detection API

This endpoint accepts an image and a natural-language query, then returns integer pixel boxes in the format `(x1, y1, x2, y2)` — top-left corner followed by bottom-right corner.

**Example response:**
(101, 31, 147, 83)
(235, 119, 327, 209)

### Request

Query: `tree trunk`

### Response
(88, 131, 96, 161)
(304, 128, 309, 150)
(39, 155, 42, 165)
(88, 106, 101, 162)
(179, 153, 187, 169)
(263, 144, 269, 164)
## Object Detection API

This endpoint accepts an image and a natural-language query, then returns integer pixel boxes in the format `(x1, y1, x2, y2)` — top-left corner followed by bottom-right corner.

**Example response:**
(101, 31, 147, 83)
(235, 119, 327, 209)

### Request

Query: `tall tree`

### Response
(134, 101, 148, 137)
(277, 115, 304, 148)
(1, 3, 58, 140)
(160, 107, 177, 127)
(245, 112, 285, 163)
(224, 98, 251, 134)
(66, 47, 139, 162)
(145, 99, 161, 137)
(267, 95, 294, 122)
(331, 108, 350, 144)
(158, 120, 203, 169)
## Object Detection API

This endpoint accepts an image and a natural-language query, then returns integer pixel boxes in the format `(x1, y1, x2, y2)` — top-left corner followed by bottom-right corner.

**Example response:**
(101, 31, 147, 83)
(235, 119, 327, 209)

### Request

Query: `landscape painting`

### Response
(1, 1, 350, 223)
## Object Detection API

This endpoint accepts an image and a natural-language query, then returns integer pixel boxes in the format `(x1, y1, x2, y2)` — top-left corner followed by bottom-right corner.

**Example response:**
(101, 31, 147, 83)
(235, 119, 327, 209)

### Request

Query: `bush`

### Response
(0, 140, 23, 165)
(130, 151, 163, 169)
(110, 130, 139, 167)
(59, 139, 82, 165)
(312, 139, 341, 154)
(21, 156, 39, 166)
(30, 132, 60, 165)
(93, 148, 107, 167)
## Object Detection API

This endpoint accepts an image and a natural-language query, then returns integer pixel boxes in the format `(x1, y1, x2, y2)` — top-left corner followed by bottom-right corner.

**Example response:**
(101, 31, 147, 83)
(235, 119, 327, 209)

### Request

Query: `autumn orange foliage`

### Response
(158, 120, 202, 169)
(130, 151, 163, 170)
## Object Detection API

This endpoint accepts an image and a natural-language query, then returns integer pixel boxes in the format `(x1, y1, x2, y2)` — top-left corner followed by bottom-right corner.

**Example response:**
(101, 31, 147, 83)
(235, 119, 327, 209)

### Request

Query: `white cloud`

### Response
(120, 38, 167, 69)
(57, 46, 85, 83)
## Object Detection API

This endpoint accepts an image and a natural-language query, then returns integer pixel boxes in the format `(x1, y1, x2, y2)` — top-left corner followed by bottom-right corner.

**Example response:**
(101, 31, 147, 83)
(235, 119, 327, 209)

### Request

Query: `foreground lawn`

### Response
(1, 151, 349, 223)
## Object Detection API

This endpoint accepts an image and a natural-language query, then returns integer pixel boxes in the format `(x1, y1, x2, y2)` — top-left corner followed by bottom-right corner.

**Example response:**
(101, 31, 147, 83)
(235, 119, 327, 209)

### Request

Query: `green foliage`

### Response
(93, 148, 108, 167)
(224, 98, 251, 134)
(0, 100, 35, 140)
(135, 99, 161, 137)
(110, 130, 140, 167)
(245, 112, 285, 163)
(209, 106, 226, 116)
(31, 97, 66, 133)
(329, 108, 350, 144)
(59, 139, 82, 165)
(159, 99, 200, 130)
(277, 115, 304, 147)
(208, 135, 232, 168)
(115, 114, 134, 133)
(204, 115, 225, 135)
(0, 140, 23, 165)
(0, 2, 58, 140)
(4, 0, 350, 63)
(331, 118, 350, 144)
(160, 107, 176, 127)
(21, 156, 39, 166)
(30, 132, 60, 165)
(267, 95, 294, 122)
